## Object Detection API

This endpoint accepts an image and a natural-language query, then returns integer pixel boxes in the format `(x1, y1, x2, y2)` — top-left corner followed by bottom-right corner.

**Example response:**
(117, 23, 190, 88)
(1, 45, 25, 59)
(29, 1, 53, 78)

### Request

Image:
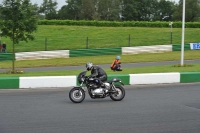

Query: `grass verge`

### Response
(0, 64, 200, 77)
(0, 50, 200, 69)
(0, 50, 200, 77)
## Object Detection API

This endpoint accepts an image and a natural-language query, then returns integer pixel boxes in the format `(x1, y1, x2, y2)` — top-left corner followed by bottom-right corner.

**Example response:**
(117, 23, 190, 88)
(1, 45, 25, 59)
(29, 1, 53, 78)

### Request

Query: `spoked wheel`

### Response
(69, 87, 85, 103)
(110, 85, 125, 101)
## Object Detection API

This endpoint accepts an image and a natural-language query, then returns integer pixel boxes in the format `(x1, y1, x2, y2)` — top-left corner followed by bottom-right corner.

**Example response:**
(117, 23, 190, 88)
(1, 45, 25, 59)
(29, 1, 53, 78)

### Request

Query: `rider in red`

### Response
(110, 56, 122, 71)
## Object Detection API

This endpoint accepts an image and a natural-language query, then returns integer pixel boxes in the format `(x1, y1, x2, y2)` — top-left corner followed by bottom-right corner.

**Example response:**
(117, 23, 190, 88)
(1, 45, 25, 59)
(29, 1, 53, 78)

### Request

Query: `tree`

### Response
(173, 0, 200, 21)
(121, 0, 141, 21)
(97, 0, 121, 21)
(64, 0, 82, 20)
(57, 5, 68, 19)
(0, 0, 38, 72)
(155, 0, 175, 21)
(39, 0, 58, 19)
(79, 0, 95, 20)
(184, 0, 200, 21)
(137, 0, 158, 21)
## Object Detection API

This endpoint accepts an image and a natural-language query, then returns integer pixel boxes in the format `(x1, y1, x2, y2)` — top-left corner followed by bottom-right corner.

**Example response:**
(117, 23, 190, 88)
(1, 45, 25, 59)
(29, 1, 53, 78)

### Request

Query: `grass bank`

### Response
(0, 64, 200, 77)
(1, 25, 200, 52)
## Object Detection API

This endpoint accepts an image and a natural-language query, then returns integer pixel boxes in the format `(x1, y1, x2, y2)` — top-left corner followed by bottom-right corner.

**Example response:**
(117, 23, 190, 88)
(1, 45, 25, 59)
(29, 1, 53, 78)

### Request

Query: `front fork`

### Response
(110, 83, 117, 93)
(110, 81, 124, 93)
(77, 82, 87, 92)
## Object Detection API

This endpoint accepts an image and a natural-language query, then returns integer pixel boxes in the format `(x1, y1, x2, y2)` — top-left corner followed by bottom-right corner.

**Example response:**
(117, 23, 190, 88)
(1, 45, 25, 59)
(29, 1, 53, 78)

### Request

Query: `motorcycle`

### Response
(69, 71, 125, 103)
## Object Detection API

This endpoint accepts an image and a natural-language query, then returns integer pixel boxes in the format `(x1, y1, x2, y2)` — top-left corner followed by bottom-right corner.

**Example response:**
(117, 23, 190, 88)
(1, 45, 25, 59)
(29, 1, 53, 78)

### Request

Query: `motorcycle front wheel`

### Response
(69, 87, 85, 103)
(110, 85, 125, 101)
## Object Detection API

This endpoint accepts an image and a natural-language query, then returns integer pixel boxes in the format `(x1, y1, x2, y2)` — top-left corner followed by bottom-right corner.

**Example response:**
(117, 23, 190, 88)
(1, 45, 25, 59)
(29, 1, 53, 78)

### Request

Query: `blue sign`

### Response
(190, 43, 200, 50)
(193, 43, 200, 50)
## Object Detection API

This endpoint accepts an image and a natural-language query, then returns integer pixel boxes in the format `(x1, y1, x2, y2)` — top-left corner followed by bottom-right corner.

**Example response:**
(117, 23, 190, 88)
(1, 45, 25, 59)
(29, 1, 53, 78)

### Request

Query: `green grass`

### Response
(0, 50, 199, 69)
(1, 25, 200, 52)
(1, 63, 200, 77)
(0, 50, 200, 77)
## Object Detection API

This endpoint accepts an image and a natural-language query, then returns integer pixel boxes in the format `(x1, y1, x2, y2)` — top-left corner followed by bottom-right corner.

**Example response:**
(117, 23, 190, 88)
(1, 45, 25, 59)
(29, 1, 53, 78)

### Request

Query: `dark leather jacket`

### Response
(90, 66, 107, 80)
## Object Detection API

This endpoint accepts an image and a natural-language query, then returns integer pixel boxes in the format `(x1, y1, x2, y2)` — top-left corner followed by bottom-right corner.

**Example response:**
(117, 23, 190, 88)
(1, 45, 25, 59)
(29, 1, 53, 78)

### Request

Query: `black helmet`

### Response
(86, 62, 93, 71)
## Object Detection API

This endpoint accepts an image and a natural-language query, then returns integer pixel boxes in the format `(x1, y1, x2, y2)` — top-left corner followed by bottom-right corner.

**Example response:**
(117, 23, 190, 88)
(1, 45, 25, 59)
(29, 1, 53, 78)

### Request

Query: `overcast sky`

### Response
(0, 0, 179, 10)
(31, 0, 179, 10)
(0, 0, 66, 10)
(30, 0, 66, 10)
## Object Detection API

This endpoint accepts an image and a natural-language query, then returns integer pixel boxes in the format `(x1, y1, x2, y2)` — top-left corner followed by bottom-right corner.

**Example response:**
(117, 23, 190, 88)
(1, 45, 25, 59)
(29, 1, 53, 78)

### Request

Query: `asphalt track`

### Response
(0, 60, 200, 72)
(0, 83, 200, 133)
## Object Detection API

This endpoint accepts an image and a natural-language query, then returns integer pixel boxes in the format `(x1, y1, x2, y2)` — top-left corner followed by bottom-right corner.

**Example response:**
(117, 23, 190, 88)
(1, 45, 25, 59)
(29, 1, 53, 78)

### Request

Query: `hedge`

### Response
(37, 20, 200, 28)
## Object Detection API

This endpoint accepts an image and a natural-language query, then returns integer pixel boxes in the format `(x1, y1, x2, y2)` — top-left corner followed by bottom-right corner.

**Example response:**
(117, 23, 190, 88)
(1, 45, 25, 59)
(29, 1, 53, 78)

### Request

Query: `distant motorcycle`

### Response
(69, 71, 125, 103)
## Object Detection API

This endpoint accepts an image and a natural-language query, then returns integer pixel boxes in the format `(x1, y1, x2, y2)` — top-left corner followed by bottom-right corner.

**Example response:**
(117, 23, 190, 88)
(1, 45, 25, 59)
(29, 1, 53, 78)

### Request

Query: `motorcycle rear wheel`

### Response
(69, 87, 85, 103)
(110, 85, 125, 101)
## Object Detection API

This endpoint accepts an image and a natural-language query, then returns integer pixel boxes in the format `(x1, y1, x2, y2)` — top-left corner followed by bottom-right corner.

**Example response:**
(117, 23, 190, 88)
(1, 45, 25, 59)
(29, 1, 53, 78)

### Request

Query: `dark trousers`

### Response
(111, 64, 122, 71)
(94, 75, 107, 86)
(98, 75, 107, 82)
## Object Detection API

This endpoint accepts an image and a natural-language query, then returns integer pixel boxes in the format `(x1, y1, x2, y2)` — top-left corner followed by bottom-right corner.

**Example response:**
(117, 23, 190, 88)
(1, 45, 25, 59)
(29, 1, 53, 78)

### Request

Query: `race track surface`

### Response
(0, 83, 200, 133)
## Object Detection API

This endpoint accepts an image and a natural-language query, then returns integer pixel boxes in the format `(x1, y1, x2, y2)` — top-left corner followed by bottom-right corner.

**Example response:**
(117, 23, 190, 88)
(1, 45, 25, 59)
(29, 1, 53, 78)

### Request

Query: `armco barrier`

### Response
(15, 50, 70, 60)
(107, 74, 130, 85)
(14, 44, 199, 60)
(0, 53, 14, 61)
(19, 76, 76, 88)
(122, 45, 172, 55)
(1, 72, 200, 89)
(180, 72, 200, 83)
(0, 77, 19, 89)
(129, 73, 180, 85)
(172, 44, 190, 51)
(70, 48, 121, 57)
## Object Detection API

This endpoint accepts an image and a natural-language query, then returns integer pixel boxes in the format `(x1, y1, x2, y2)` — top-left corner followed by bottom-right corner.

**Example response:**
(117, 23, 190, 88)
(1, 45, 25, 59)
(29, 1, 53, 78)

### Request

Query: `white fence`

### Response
(15, 45, 172, 60)
(122, 45, 172, 55)
(20, 76, 76, 88)
(15, 50, 70, 60)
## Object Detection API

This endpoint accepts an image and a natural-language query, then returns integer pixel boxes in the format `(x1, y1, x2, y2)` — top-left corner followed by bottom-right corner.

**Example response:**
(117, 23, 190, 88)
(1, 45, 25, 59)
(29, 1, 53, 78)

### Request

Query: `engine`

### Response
(89, 82, 103, 95)
(87, 78, 111, 96)
(104, 83, 110, 90)
(91, 88, 104, 95)
(88, 82, 99, 89)
(87, 78, 100, 89)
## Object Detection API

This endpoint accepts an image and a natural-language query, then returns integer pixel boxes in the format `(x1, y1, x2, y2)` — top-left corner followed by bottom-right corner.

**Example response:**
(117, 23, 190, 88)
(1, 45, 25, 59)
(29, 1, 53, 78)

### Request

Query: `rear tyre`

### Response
(69, 87, 85, 103)
(110, 85, 125, 101)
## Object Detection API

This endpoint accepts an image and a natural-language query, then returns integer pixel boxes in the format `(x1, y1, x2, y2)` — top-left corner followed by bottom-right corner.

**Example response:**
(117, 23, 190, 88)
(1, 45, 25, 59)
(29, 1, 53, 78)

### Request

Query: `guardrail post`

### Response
(86, 37, 88, 49)
(128, 34, 130, 47)
(45, 38, 47, 51)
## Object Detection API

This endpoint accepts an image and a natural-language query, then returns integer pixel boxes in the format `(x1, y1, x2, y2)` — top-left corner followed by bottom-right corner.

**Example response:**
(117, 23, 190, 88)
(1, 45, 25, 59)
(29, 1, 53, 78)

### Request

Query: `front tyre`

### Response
(69, 87, 85, 103)
(110, 85, 125, 101)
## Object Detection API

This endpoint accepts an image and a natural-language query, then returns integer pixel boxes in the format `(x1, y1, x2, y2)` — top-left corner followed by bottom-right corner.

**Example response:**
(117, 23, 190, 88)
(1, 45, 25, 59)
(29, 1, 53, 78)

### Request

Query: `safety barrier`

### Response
(1, 72, 200, 89)
(15, 50, 70, 60)
(14, 44, 199, 60)
(172, 44, 191, 51)
(19, 76, 76, 88)
(180, 72, 200, 83)
(69, 48, 121, 57)
(122, 45, 172, 55)
(129, 73, 180, 84)
(0, 77, 19, 89)
(0, 53, 14, 61)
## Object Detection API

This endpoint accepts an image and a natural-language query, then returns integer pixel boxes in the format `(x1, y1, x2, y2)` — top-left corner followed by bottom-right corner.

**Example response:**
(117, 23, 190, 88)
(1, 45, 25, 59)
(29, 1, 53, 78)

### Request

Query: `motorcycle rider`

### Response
(110, 56, 122, 71)
(86, 62, 107, 87)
